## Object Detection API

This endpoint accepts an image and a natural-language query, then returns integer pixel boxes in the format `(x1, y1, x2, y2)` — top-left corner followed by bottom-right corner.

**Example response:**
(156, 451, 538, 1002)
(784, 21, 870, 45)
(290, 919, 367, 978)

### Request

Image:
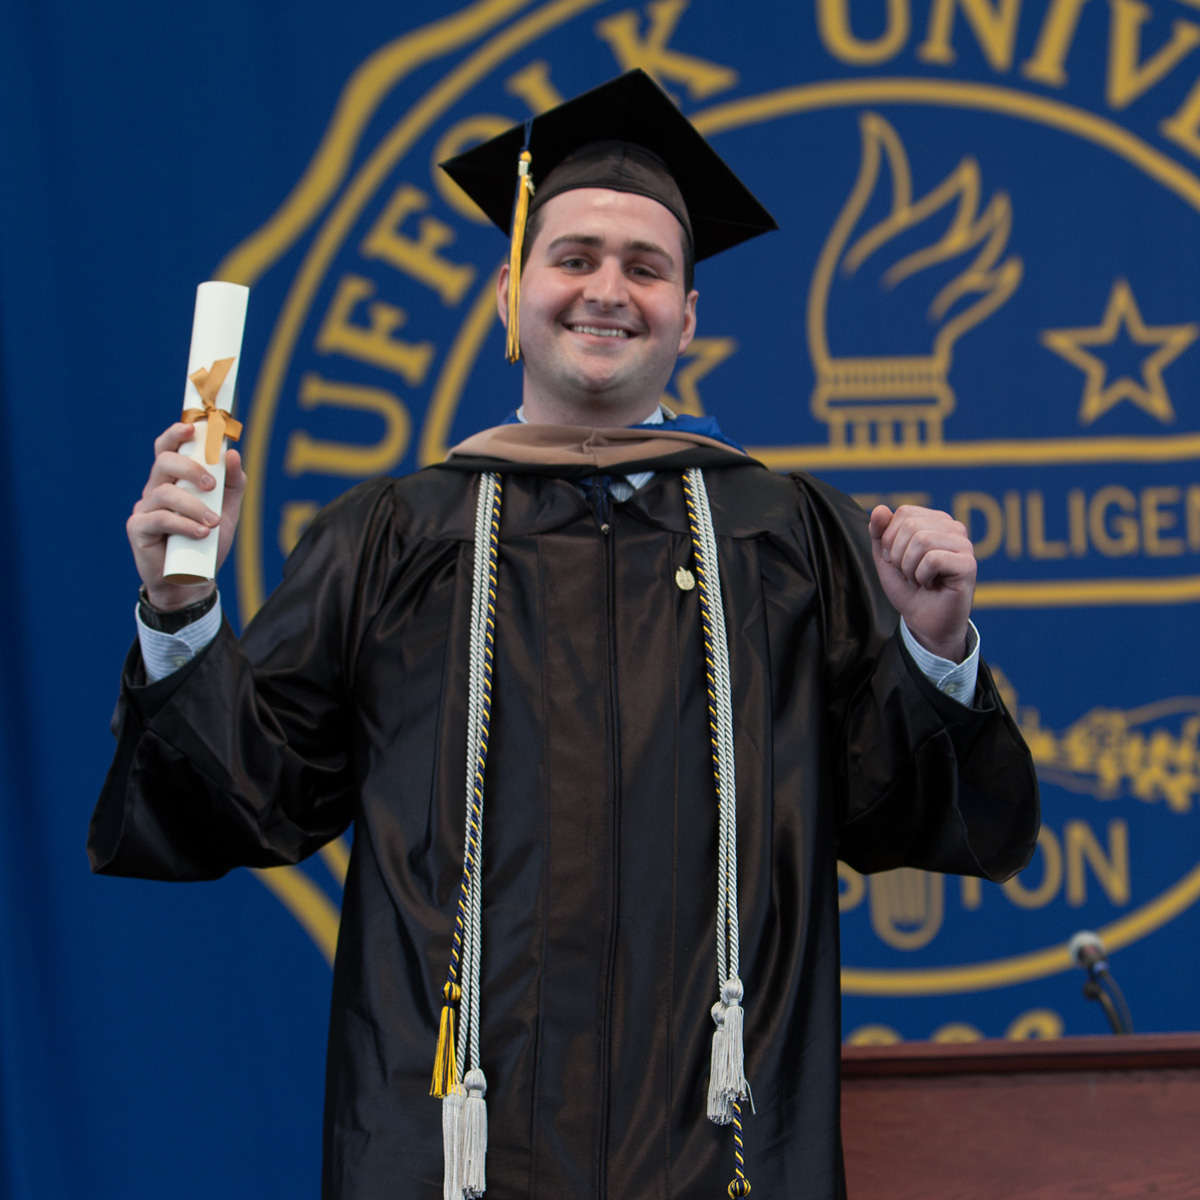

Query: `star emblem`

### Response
(1040, 279, 1198, 426)
(663, 336, 738, 416)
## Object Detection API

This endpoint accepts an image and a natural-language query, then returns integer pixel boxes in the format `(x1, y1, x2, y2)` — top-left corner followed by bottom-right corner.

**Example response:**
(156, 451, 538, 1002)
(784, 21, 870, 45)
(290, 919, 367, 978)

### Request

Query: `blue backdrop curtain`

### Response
(4, 1, 1200, 1195)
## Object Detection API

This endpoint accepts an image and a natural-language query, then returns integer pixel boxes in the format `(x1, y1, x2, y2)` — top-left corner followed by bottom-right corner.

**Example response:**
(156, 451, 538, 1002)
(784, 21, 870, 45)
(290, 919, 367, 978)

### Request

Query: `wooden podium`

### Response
(841, 1034, 1200, 1199)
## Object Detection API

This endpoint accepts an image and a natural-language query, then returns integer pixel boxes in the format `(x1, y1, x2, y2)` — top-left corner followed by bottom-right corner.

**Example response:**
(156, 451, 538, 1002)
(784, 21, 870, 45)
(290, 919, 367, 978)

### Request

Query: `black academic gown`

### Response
(90, 443, 1038, 1200)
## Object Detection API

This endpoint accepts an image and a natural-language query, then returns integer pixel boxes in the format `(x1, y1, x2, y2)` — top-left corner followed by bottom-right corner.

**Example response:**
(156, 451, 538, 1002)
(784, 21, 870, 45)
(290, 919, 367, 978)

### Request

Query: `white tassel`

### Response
(719, 986, 748, 1102)
(709, 978, 748, 1118)
(461, 1067, 488, 1198)
(707, 1001, 732, 1124)
(442, 1089, 464, 1200)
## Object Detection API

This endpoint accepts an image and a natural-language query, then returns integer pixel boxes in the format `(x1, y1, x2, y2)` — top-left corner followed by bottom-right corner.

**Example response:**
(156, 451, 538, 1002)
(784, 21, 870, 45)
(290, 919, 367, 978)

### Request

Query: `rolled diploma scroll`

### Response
(162, 281, 250, 583)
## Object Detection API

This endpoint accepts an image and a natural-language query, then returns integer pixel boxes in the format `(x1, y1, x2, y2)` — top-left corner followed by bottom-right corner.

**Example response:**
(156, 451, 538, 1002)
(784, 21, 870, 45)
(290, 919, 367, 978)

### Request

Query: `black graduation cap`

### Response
(440, 69, 777, 263)
(439, 70, 777, 360)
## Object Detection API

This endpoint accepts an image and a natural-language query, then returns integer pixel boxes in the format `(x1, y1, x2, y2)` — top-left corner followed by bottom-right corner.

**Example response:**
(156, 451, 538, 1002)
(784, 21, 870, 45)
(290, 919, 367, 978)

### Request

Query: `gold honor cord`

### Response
(182, 357, 243, 464)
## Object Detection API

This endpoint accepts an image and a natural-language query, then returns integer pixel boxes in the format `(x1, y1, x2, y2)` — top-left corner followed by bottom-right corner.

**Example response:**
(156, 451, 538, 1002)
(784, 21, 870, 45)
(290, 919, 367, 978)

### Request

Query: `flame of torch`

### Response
(808, 112, 1023, 448)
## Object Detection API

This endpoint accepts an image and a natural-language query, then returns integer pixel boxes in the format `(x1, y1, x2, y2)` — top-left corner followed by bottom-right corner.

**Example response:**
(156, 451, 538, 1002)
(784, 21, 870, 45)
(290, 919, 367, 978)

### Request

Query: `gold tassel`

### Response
(431, 982, 461, 1098)
(506, 150, 535, 363)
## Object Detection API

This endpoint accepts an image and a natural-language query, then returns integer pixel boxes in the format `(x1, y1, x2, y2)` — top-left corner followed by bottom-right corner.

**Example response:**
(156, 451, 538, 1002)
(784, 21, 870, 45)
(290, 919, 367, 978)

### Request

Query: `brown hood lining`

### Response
(445, 423, 747, 473)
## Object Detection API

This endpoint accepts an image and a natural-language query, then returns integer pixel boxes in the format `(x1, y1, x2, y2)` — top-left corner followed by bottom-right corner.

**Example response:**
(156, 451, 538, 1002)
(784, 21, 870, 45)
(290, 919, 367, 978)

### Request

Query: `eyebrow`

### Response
(545, 233, 675, 261)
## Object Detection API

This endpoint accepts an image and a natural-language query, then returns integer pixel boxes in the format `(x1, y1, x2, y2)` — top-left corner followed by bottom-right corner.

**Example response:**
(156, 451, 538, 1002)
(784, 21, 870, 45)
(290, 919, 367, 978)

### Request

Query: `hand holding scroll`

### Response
(127, 423, 246, 612)
(868, 504, 976, 663)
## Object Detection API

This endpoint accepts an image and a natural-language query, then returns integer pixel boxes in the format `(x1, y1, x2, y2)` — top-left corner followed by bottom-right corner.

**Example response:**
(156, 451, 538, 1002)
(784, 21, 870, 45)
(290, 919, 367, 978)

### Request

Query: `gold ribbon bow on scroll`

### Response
(181, 357, 243, 464)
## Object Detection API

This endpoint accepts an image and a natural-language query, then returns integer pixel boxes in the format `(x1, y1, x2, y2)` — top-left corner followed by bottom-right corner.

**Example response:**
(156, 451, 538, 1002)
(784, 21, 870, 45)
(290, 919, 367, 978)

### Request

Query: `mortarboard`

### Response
(439, 69, 777, 361)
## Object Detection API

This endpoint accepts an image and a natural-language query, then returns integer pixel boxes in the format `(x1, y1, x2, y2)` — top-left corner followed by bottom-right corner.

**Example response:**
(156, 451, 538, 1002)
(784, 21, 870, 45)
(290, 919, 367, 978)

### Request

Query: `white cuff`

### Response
(136, 594, 223, 684)
(899, 618, 980, 706)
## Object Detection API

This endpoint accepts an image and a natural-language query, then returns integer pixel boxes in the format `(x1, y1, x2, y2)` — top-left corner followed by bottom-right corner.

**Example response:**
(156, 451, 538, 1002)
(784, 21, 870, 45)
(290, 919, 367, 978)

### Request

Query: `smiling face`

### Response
(497, 187, 698, 426)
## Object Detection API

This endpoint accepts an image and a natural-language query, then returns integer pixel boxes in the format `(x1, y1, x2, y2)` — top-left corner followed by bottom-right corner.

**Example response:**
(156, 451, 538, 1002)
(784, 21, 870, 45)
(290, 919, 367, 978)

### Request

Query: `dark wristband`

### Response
(137, 585, 218, 633)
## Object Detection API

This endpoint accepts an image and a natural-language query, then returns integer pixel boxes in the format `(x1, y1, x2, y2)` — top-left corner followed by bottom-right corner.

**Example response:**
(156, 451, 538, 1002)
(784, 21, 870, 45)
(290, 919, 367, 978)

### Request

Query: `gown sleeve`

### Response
(88, 477, 400, 881)
(791, 473, 1039, 883)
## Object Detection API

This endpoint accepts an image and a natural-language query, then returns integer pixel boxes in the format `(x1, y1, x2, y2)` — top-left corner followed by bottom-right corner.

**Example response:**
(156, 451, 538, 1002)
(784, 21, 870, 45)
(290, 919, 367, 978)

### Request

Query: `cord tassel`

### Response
(431, 982, 461, 1098)
(442, 1088, 464, 1200)
(707, 1001, 731, 1124)
(461, 1067, 488, 1198)
(505, 150, 535, 363)
(709, 980, 749, 1121)
(715, 979, 748, 1107)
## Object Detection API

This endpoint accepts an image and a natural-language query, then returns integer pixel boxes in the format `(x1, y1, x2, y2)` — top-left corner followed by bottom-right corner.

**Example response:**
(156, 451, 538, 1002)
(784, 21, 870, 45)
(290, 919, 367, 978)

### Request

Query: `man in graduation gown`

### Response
(92, 71, 1038, 1200)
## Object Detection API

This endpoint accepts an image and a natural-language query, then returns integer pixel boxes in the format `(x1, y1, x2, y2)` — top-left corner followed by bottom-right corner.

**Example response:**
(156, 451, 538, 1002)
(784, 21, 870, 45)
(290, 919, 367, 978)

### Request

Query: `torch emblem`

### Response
(808, 112, 1023, 449)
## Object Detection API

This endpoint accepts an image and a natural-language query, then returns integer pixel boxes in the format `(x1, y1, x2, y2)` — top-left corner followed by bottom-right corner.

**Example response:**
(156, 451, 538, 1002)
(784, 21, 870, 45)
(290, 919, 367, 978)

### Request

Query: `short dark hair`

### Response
(519, 203, 695, 292)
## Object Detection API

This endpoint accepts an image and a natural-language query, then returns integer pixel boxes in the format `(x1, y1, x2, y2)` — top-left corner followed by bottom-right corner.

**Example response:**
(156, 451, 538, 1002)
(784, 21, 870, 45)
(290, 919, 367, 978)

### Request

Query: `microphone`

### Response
(1068, 929, 1109, 972)
(1068, 930, 1132, 1035)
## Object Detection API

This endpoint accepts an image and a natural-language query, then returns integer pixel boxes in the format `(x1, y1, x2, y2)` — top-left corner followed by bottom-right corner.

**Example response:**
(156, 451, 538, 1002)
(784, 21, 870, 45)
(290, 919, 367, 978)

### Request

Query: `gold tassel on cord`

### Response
(505, 150, 535, 363)
(430, 981, 461, 1098)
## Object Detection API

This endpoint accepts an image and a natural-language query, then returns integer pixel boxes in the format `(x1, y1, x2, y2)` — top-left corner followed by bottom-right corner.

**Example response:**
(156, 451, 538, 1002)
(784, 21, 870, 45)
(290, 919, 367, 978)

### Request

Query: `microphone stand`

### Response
(1082, 961, 1132, 1035)
(1082, 977, 1123, 1035)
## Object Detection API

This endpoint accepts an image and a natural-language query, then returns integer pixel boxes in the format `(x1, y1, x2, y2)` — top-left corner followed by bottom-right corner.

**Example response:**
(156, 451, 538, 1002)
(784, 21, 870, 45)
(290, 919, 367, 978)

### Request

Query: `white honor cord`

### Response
(685, 467, 741, 989)
(455, 471, 501, 1200)
(458, 470, 497, 1080)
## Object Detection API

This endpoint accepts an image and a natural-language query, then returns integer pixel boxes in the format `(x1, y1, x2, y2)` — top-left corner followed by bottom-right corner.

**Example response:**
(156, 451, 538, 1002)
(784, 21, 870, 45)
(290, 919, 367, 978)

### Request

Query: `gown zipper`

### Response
(592, 476, 618, 1199)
